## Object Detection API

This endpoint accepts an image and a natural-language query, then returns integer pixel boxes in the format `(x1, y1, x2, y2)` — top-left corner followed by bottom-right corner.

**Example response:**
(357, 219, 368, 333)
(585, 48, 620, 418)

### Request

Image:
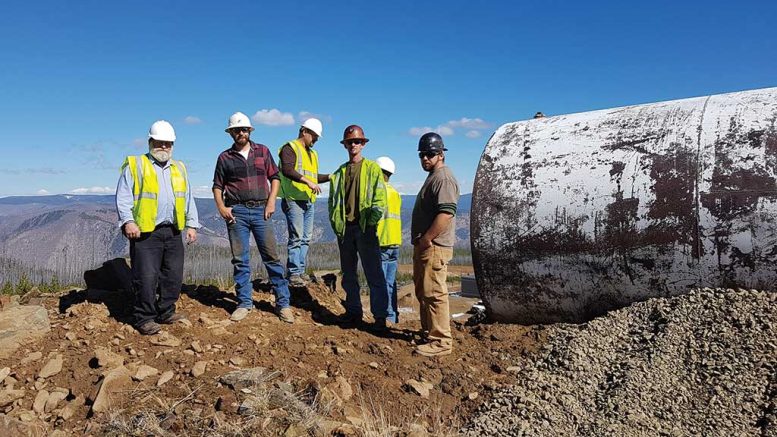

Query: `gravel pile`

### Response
(463, 288, 776, 436)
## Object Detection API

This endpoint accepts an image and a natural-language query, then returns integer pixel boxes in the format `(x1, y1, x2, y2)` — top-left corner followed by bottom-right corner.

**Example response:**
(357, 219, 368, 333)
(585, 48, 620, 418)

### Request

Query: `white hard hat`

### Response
(148, 120, 176, 142)
(225, 112, 254, 132)
(301, 118, 323, 137)
(375, 156, 396, 175)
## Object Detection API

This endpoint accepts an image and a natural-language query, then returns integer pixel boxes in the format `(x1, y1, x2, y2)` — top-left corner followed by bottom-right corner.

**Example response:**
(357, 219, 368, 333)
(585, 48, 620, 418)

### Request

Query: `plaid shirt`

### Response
(212, 141, 280, 205)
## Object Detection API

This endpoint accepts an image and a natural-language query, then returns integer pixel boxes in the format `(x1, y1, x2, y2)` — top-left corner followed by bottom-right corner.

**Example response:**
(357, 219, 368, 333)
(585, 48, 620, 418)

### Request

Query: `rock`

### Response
(20, 352, 43, 365)
(0, 305, 50, 359)
(333, 376, 353, 401)
(237, 397, 263, 416)
(91, 366, 132, 413)
(284, 423, 307, 437)
(32, 390, 49, 413)
(468, 392, 479, 400)
(59, 395, 84, 421)
(405, 379, 433, 398)
(44, 390, 68, 413)
(219, 367, 280, 389)
(191, 361, 207, 377)
(157, 370, 174, 387)
(190, 341, 203, 353)
(0, 295, 18, 310)
(0, 389, 25, 407)
(132, 365, 159, 381)
(0, 368, 10, 382)
(0, 414, 45, 437)
(150, 332, 181, 347)
(215, 393, 238, 413)
(229, 356, 246, 367)
(94, 347, 124, 369)
(38, 354, 63, 379)
(368, 362, 379, 369)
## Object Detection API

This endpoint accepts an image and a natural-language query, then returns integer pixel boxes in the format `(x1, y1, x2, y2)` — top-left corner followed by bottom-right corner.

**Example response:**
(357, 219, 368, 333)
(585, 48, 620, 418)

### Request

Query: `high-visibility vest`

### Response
(378, 183, 402, 247)
(328, 158, 387, 239)
(278, 139, 319, 202)
(121, 154, 188, 232)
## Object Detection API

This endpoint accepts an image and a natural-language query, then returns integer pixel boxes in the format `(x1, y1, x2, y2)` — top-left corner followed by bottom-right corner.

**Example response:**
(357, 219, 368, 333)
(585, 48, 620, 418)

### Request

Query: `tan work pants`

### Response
(413, 244, 454, 346)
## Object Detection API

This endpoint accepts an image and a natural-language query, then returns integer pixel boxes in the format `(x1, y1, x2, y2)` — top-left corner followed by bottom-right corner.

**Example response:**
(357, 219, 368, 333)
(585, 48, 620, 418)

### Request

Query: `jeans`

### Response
(380, 246, 399, 323)
(227, 204, 290, 309)
(338, 224, 388, 319)
(281, 199, 314, 277)
(130, 225, 184, 326)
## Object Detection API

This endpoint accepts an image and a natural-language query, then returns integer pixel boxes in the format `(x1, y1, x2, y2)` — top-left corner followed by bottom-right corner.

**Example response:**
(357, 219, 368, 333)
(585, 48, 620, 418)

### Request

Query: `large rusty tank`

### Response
(472, 87, 777, 324)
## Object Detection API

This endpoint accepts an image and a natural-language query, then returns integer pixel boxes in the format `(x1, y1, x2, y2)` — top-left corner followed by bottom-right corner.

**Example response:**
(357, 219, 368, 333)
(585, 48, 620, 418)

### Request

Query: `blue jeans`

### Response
(227, 204, 290, 309)
(281, 199, 314, 277)
(380, 246, 399, 323)
(338, 224, 388, 319)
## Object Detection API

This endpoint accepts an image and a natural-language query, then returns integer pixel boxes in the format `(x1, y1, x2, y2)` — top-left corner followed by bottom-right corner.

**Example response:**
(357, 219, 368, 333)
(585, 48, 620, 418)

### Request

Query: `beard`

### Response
(149, 147, 173, 162)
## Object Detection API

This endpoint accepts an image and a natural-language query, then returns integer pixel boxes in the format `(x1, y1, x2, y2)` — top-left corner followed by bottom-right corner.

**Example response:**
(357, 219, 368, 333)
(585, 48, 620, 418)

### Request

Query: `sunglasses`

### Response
(345, 139, 365, 146)
(230, 127, 251, 134)
(418, 151, 440, 159)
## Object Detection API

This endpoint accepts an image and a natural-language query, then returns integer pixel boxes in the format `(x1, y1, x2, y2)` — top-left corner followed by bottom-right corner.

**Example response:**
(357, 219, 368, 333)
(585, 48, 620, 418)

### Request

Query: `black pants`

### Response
(130, 225, 184, 326)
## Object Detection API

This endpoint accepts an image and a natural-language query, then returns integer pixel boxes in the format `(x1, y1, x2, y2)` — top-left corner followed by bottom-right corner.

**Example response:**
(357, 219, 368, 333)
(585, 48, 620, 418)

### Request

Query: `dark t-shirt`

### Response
(411, 165, 460, 247)
(344, 160, 363, 224)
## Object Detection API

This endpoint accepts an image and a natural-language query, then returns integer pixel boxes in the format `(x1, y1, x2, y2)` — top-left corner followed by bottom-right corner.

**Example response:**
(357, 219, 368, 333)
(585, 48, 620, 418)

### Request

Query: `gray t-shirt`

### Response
(411, 165, 460, 247)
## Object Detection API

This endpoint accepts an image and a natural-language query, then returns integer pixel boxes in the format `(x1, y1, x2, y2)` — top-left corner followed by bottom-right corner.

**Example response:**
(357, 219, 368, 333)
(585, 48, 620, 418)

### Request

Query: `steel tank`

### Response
(472, 87, 777, 324)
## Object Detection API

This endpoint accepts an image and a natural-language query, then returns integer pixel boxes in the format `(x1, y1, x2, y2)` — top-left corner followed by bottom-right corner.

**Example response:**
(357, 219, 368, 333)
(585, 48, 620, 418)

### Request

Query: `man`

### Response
(212, 112, 293, 323)
(411, 132, 460, 357)
(278, 118, 330, 287)
(328, 125, 390, 329)
(375, 156, 401, 327)
(116, 120, 199, 335)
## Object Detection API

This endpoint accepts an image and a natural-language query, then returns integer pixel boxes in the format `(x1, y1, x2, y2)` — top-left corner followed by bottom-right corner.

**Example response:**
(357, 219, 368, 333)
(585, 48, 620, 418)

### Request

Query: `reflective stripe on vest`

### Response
(378, 183, 402, 247)
(278, 140, 319, 202)
(122, 155, 188, 232)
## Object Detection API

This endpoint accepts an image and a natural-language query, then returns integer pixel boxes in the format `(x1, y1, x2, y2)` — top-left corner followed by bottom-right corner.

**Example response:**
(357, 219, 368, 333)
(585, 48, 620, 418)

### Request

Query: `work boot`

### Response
(414, 342, 452, 357)
(230, 307, 251, 322)
(288, 275, 306, 287)
(340, 312, 363, 327)
(277, 307, 295, 324)
(156, 312, 186, 325)
(135, 320, 161, 336)
(372, 318, 390, 333)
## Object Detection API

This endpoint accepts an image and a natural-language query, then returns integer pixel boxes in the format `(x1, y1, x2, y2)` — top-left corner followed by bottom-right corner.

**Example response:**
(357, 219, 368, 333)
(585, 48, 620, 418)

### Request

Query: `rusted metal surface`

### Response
(472, 87, 777, 324)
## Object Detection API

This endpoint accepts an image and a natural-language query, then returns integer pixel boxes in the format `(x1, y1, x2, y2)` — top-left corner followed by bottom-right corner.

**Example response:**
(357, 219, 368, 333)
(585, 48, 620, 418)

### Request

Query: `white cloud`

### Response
(37, 189, 50, 195)
(70, 186, 113, 194)
(465, 130, 482, 139)
(446, 117, 492, 129)
(409, 126, 434, 136)
(132, 138, 147, 149)
(391, 181, 425, 195)
(252, 109, 295, 126)
(184, 116, 203, 125)
(436, 125, 454, 136)
(191, 185, 212, 197)
(298, 111, 332, 123)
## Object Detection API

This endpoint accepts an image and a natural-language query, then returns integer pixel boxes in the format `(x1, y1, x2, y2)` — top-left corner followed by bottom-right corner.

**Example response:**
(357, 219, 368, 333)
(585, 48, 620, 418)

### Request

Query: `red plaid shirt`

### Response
(212, 141, 280, 205)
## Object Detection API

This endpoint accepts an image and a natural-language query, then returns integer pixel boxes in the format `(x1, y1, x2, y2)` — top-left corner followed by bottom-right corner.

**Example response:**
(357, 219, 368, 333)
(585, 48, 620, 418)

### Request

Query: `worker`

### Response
(375, 156, 401, 327)
(115, 120, 199, 335)
(411, 132, 460, 357)
(212, 112, 293, 323)
(278, 118, 330, 287)
(328, 125, 390, 330)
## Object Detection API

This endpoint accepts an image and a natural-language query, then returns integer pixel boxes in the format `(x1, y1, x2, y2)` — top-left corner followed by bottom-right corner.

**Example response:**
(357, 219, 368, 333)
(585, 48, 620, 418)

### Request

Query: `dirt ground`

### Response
(0, 267, 543, 435)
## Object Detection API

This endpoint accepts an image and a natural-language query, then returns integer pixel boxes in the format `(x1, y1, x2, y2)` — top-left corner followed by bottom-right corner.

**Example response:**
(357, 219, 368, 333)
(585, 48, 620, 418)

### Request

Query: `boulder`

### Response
(0, 389, 25, 407)
(91, 366, 132, 413)
(38, 354, 63, 379)
(94, 347, 124, 369)
(133, 365, 159, 381)
(32, 390, 49, 413)
(0, 306, 50, 359)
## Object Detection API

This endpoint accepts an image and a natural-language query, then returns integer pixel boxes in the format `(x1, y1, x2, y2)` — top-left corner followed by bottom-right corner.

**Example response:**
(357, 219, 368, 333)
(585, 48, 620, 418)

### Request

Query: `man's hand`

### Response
(219, 206, 235, 223)
(185, 228, 197, 245)
(264, 201, 275, 220)
(306, 180, 322, 195)
(123, 222, 141, 240)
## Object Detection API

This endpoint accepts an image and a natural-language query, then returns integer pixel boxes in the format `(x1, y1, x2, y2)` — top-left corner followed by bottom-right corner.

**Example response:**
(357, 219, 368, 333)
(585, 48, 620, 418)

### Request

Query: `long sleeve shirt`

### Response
(115, 153, 200, 229)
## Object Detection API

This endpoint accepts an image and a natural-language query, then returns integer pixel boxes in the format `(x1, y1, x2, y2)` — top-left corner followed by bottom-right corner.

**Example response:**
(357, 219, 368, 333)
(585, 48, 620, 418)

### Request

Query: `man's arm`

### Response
(368, 164, 387, 226)
(116, 164, 141, 239)
(280, 144, 321, 194)
(212, 187, 234, 222)
(417, 212, 454, 250)
(265, 179, 279, 220)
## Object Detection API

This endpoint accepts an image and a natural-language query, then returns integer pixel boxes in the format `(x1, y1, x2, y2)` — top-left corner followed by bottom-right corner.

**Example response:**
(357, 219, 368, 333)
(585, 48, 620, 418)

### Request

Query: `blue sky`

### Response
(0, 0, 775, 197)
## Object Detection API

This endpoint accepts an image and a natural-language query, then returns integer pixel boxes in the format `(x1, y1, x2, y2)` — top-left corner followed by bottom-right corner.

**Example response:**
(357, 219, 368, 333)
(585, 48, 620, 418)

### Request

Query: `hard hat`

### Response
(301, 118, 323, 137)
(148, 120, 176, 142)
(225, 112, 254, 132)
(417, 132, 447, 152)
(340, 125, 369, 144)
(375, 156, 396, 175)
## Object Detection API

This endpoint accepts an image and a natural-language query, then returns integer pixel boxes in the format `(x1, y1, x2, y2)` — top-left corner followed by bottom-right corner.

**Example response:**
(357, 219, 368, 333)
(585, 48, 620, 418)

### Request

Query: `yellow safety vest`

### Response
(278, 139, 319, 202)
(121, 154, 188, 232)
(378, 183, 402, 247)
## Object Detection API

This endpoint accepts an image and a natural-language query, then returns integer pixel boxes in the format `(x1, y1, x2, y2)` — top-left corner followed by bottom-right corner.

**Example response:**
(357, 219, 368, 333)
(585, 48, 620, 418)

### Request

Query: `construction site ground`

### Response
(0, 266, 544, 436)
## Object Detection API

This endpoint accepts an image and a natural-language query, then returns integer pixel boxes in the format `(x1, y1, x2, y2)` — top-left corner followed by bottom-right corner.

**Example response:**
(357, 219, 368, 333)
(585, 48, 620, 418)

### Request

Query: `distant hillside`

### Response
(0, 193, 471, 282)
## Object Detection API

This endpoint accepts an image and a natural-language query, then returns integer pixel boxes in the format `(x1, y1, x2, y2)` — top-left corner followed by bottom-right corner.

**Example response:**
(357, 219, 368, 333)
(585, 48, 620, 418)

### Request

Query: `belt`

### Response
(229, 200, 264, 208)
